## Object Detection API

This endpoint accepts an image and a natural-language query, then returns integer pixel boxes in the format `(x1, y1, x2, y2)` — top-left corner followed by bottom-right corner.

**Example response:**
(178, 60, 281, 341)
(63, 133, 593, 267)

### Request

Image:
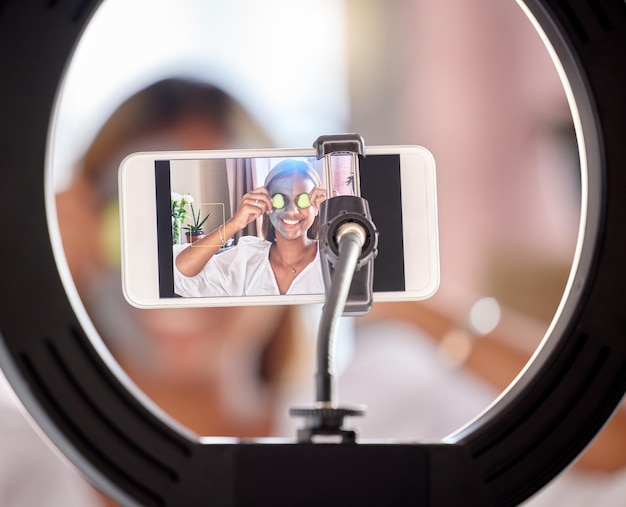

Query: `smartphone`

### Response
(119, 145, 439, 308)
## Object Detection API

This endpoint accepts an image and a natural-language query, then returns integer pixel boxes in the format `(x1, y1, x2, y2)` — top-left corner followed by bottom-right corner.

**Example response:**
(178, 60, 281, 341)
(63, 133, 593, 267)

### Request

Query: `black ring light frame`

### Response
(0, 1, 624, 505)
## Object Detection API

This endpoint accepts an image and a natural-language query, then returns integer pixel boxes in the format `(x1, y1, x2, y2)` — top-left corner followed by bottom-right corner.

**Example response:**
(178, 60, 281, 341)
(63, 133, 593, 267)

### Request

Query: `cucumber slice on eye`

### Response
(271, 194, 285, 209)
(296, 193, 311, 209)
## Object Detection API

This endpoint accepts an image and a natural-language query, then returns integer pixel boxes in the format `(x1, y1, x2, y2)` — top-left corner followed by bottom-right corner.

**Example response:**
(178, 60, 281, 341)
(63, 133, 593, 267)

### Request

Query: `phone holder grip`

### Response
(318, 195, 378, 315)
(313, 133, 365, 159)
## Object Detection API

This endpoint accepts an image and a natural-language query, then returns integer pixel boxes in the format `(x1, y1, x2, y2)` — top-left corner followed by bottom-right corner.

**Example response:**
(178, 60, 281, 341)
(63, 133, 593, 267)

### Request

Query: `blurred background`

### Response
(51, 0, 579, 412)
(29, 0, 605, 505)
(53, 0, 580, 314)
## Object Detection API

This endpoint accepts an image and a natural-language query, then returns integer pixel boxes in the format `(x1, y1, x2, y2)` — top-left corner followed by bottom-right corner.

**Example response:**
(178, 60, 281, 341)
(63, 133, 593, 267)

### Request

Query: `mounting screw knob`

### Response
(289, 404, 366, 443)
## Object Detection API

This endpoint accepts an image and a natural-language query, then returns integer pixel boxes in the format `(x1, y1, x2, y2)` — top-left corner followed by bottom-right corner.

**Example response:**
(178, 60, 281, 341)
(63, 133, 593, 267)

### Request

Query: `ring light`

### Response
(1, 0, 625, 505)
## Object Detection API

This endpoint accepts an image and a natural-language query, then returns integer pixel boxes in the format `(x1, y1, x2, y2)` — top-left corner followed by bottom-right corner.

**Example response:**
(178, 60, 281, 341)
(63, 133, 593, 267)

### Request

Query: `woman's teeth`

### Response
(283, 218, 299, 225)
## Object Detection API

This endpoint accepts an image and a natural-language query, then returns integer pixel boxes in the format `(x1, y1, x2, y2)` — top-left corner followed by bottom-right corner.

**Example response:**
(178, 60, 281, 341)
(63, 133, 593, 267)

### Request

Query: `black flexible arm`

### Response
(290, 191, 377, 443)
(315, 224, 367, 403)
(290, 137, 379, 443)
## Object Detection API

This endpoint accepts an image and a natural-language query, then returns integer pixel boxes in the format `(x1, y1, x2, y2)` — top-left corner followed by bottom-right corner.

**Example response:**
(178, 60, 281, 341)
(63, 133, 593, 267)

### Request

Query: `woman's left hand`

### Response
(309, 187, 329, 210)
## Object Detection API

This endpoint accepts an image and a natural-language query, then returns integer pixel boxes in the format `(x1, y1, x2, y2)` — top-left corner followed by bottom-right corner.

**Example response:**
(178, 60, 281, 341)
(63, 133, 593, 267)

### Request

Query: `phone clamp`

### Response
(313, 133, 379, 316)
(290, 135, 378, 444)
(314, 133, 364, 198)
(314, 133, 365, 158)
(318, 197, 378, 315)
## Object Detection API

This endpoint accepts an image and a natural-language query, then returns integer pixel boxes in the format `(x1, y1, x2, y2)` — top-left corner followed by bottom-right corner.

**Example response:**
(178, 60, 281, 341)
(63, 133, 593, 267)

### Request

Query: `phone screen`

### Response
(153, 154, 405, 299)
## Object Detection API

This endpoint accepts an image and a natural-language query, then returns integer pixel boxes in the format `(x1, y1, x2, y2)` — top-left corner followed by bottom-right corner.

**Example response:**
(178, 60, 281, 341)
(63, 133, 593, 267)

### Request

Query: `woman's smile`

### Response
(282, 217, 301, 226)
(273, 213, 309, 238)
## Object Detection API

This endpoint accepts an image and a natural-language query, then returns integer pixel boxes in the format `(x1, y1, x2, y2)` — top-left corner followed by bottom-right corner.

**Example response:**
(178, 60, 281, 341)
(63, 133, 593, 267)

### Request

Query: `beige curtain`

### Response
(226, 158, 258, 243)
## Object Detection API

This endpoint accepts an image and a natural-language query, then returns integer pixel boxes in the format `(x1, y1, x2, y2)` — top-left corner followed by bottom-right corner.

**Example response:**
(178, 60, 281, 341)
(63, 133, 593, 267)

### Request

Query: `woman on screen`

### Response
(174, 159, 327, 296)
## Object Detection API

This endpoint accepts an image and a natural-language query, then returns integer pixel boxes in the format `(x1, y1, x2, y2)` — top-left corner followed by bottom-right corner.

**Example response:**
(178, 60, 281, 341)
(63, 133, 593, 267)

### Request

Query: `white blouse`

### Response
(173, 236, 325, 297)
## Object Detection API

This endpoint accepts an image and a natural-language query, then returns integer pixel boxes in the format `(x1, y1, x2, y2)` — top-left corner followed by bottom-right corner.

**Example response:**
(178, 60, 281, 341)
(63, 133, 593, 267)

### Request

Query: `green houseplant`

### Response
(171, 192, 192, 244)
(183, 203, 211, 244)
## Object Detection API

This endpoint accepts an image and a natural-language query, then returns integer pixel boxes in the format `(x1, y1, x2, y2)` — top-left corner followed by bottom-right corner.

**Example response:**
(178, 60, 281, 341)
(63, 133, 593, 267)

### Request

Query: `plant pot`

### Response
(185, 231, 205, 244)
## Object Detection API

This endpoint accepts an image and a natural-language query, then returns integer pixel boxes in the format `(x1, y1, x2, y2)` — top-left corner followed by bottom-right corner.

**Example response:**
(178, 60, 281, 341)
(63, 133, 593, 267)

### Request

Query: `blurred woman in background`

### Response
(54, 78, 317, 505)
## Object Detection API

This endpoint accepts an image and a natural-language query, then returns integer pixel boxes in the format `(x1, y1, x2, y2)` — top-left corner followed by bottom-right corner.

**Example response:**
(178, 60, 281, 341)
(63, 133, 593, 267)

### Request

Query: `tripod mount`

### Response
(290, 134, 378, 443)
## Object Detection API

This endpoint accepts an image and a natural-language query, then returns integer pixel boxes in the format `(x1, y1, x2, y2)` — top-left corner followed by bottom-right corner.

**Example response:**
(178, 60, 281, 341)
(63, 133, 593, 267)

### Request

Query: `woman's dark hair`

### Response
(81, 77, 270, 203)
(261, 159, 322, 242)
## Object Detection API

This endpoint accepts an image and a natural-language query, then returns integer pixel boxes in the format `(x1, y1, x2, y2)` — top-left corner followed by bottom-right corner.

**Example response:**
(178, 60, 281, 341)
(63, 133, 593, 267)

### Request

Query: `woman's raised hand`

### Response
(231, 187, 273, 230)
(309, 186, 328, 211)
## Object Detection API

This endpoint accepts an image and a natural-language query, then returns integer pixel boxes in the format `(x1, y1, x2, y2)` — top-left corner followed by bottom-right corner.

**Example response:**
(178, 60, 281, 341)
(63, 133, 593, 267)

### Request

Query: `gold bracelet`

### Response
(218, 224, 225, 246)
